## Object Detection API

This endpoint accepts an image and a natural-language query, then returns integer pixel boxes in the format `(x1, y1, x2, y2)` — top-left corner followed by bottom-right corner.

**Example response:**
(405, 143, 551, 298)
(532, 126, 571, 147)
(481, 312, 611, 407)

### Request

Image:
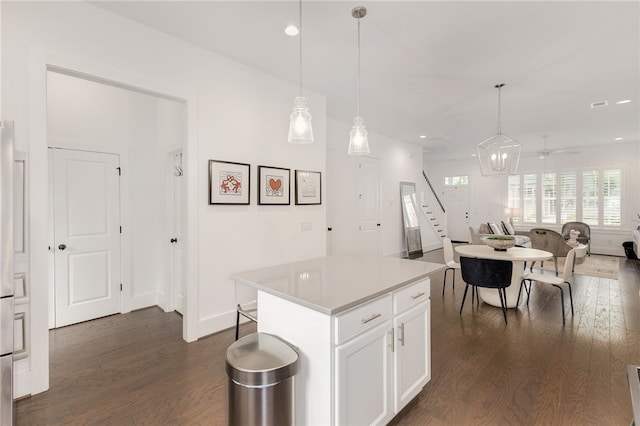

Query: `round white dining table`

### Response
(454, 245, 553, 308)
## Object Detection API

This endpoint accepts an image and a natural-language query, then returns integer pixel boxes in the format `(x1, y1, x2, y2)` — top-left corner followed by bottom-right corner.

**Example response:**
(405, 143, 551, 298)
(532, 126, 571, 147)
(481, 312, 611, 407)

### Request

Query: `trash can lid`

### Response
(225, 333, 299, 386)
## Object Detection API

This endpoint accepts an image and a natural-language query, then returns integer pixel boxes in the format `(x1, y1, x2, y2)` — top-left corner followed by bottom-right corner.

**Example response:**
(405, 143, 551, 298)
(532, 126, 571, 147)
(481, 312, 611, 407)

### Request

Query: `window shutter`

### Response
(560, 172, 576, 223)
(507, 175, 521, 223)
(542, 172, 557, 224)
(582, 170, 599, 225)
(603, 169, 621, 226)
(523, 174, 537, 223)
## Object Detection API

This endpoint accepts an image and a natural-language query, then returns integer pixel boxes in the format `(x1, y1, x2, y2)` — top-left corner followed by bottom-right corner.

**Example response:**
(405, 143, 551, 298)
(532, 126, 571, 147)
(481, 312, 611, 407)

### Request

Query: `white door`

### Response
(52, 149, 121, 327)
(443, 185, 470, 242)
(168, 151, 185, 313)
(358, 157, 381, 254)
(335, 322, 394, 426)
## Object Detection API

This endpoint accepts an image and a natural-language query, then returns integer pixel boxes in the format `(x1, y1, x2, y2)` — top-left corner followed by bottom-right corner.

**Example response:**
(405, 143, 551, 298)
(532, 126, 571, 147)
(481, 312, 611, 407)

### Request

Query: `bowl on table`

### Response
(483, 236, 516, 251)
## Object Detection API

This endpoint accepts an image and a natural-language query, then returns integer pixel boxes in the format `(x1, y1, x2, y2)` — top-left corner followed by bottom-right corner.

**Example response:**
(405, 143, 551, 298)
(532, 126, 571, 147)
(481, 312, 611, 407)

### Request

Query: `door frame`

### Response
(26, 50, 198, 397)
(47, 147, 127, 329)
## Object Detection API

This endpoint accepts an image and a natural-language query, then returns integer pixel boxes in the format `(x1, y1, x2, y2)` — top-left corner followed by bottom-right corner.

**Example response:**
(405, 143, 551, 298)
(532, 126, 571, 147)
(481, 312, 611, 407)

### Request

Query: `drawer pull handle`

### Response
(411, 292, 426, 300)
(362, 313, 382, 324)
(399, 322, 405, 346)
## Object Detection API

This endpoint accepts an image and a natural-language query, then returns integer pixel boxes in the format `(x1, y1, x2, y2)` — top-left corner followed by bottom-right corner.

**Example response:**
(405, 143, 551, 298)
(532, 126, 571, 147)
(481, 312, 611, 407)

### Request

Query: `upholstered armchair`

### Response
(561, 221, 591, 255)
(528, 228, 573, 276)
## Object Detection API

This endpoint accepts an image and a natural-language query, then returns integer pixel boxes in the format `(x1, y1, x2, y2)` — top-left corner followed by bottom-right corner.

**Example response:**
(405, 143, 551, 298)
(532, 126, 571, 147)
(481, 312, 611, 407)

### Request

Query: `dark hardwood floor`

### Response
(16, 250, 640, 425)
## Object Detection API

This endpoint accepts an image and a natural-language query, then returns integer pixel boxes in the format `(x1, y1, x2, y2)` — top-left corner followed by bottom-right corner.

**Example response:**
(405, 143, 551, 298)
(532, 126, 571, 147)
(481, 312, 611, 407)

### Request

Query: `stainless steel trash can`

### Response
(226, 332, 299, 426)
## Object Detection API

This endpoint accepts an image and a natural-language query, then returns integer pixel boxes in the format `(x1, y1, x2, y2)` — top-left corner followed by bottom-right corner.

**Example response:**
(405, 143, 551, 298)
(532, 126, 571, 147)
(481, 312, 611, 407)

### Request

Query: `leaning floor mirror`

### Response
(400, 181, 423, 259)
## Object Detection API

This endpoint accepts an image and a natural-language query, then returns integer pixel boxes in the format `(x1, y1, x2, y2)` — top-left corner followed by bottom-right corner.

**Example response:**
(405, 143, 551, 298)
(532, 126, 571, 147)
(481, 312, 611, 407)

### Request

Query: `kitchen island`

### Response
(230, 254, 445, 425)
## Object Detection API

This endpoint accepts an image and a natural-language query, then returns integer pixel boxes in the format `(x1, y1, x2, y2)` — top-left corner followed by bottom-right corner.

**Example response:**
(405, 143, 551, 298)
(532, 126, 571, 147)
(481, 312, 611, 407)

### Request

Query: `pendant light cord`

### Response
(356, 16, 361, 117)
(496, 83, 504, 133)
(299, 0, 303, 97)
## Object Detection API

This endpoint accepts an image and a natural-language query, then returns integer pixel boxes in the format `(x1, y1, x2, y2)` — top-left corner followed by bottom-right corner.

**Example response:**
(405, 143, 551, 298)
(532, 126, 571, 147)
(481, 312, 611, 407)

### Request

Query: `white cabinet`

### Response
(335, 278, 431, 425)
(335, 321, 394, 426)
(393, 301, 430, 411)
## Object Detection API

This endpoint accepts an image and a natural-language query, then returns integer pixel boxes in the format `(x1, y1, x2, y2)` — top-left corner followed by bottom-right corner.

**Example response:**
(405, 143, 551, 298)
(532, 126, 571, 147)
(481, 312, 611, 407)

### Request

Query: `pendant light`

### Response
(287, 0, 314, 144)
(477, 83, 522, 176)
(348, 6, 370, 155)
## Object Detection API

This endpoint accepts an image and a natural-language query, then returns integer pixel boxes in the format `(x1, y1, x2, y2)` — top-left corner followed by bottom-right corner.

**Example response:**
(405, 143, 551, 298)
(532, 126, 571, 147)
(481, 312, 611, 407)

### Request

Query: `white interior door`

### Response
(168, 151, 185, 313)
(358, 157, 381, 254)
(443, 185, 470, 242)
(52, 149, 121, 327)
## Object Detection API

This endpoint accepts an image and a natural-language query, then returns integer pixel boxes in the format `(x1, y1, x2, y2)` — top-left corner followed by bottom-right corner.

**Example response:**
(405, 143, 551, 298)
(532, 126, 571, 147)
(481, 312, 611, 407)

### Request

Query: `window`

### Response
(507, 167, 622, 227)
(560, 172, 576, 223)
(523, 174, 537, 223)
(507, 176, 520, 223)
(603, 169, 621, 226)
(541, 172, 556, 224)
(582, 170, 599, 225)
(444, 175, 469, 186)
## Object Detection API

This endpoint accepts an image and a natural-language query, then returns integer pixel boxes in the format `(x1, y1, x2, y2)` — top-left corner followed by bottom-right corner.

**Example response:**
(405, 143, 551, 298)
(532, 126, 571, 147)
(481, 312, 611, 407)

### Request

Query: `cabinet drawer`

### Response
(393, 279, 430, 314)
(335, 295, 392, 345)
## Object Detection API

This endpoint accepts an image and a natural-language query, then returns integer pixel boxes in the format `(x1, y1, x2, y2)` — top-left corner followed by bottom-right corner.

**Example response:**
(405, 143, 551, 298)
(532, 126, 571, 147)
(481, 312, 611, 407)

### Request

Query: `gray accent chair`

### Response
(561, 221, 591, 256)
(528, 228, 572, 276)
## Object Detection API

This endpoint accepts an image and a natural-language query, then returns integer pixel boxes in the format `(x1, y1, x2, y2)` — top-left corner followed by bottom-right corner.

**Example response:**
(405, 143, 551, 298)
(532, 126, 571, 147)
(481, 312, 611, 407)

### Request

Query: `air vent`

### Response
(590, 100, 608, 109)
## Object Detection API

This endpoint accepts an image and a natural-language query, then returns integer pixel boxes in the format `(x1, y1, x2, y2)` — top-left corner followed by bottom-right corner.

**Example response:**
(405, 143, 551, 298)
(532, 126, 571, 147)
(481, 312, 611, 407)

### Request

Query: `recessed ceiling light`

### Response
(616, 100, 631, 104)
(419, 135, 427, 139)
(615, 137, 623, 141)
(285, 25, 299, 36)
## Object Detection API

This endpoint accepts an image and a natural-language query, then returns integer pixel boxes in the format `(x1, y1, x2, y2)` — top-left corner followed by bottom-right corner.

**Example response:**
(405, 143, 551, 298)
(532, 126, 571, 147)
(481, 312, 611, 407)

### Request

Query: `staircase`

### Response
(420, 171, 447, 244)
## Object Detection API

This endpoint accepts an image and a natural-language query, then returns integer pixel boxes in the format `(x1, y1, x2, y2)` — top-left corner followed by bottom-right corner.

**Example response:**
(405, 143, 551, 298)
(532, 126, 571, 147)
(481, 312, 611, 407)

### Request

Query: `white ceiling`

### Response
(90, 1, 640, 161)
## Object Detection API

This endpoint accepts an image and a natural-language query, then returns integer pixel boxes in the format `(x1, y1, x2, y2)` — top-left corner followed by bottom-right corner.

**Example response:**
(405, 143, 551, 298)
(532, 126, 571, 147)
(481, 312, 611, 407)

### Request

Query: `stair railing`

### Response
(422, 170, 445, 214)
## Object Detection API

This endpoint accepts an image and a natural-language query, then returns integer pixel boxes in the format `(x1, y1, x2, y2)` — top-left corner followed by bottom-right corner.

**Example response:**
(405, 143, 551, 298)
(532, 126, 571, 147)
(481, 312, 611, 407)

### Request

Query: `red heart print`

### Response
(269, 178, 282, 191)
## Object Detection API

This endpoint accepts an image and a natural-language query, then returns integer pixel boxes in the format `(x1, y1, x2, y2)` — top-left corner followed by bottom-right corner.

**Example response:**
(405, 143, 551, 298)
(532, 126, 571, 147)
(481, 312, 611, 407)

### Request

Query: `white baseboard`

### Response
(130, 293, 159, 311)
(422, 242, 442, 253)
(590, 246, 625, 257)
(197, 309, 238, 338)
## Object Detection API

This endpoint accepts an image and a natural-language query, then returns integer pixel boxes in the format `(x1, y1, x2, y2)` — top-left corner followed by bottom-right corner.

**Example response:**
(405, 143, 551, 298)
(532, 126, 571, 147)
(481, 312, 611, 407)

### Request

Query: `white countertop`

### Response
(229, 254, 445, 315)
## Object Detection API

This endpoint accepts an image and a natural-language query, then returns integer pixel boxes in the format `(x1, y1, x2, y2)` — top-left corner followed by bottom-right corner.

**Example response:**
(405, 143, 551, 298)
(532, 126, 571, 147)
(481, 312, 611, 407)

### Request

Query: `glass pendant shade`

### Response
(477, 131, 522, 176)
(348, 116, 369, 155)
(288, 96, 314, 144)
(288, 0, 313, 145)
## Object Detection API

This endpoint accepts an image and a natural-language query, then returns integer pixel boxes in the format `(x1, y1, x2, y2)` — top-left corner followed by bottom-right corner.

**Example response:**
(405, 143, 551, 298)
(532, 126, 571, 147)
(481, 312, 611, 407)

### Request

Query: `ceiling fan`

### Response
(534, 135, 580, 159)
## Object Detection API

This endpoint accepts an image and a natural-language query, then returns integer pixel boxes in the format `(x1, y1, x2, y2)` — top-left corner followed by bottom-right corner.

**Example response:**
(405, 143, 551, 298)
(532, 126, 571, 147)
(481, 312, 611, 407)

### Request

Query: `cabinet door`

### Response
(335, 321, 394, 426)
(394, 300, 430, 412)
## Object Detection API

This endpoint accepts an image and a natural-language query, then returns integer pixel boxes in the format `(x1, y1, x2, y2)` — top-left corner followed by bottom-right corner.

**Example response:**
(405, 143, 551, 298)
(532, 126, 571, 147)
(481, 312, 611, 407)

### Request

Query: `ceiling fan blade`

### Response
(550, 146, 581, 155)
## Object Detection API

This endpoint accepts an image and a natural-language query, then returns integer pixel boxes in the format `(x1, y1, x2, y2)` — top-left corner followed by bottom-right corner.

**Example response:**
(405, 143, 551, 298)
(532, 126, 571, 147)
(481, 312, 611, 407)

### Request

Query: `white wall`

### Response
(425, 141, 640, 256)
(2, 1, 326, 396)
(326, 118, 427, 257)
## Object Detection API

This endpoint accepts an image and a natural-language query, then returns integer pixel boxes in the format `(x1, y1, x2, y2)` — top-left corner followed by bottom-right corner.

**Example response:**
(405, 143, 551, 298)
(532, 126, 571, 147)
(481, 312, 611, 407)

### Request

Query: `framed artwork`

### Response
(258, 166, 290, 205)
(295, 170, 322, 205)
(208, 160, 250, 205)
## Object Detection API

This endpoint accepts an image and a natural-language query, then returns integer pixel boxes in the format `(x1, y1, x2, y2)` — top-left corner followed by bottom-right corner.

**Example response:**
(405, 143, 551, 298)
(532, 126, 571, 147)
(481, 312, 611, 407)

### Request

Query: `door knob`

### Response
(170, 238, 177, 243)
(58, 244, 67, 250)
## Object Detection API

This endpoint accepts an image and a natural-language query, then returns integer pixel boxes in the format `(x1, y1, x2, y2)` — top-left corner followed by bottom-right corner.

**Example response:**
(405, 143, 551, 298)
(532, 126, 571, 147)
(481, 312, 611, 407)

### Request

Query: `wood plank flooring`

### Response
(16, 250, 640, 425)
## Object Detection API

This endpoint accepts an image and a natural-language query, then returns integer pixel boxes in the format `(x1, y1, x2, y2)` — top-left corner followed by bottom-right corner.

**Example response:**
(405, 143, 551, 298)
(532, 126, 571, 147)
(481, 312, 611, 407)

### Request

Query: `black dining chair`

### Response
(459, 256, 513, 324)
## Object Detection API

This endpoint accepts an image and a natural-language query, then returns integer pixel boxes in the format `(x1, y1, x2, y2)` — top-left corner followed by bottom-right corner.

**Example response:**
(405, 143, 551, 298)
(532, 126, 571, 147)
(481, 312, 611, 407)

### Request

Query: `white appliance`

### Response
(0, 120, 15, 425)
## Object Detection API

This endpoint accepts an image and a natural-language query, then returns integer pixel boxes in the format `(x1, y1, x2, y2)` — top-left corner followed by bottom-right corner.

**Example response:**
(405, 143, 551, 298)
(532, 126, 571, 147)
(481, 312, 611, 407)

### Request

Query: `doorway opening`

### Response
(46, 69, 187, 328)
